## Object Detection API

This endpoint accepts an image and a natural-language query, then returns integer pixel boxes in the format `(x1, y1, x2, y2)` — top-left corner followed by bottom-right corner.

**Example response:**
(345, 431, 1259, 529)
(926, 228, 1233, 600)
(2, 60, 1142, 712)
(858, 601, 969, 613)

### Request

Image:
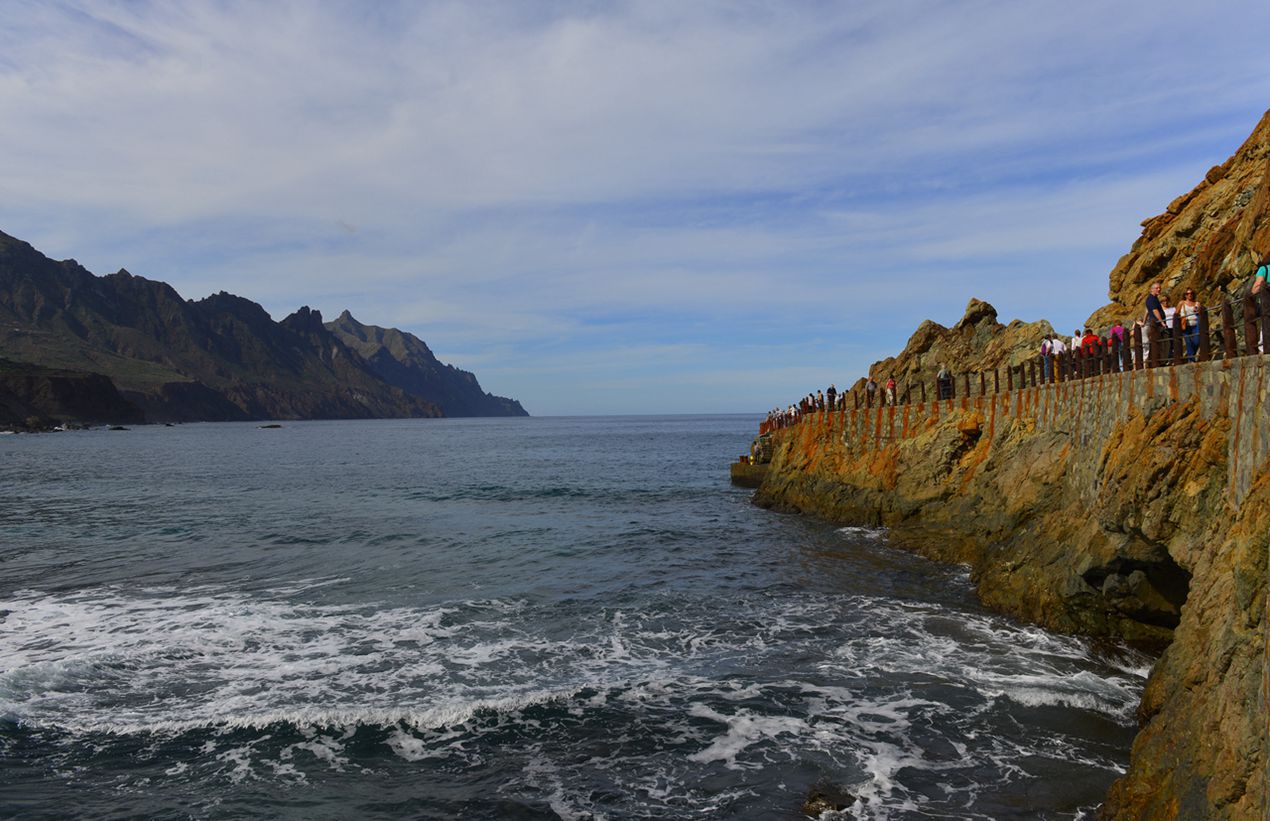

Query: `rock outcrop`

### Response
(0, 358, 145, 429)
(1088, 108, 1270, 330)
(858, 298, 1055, 397)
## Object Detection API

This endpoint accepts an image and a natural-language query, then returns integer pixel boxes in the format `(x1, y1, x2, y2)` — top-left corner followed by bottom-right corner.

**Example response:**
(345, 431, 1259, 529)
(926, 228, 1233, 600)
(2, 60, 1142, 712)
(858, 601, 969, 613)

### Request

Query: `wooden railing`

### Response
(759, 290, 1269, 435)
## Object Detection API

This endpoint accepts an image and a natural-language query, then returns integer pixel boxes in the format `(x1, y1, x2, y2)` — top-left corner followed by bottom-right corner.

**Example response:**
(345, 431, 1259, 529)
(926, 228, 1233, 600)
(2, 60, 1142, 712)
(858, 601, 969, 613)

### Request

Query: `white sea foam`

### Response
(0, 580, 1145, 816)
(836, 526, 888, 540)
(686, 703, 809, 769)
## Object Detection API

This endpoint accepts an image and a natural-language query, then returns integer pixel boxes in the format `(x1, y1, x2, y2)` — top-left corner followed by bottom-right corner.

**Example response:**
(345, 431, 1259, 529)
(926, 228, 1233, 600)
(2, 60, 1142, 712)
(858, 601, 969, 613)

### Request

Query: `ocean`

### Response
(0, 415, 1148, 819)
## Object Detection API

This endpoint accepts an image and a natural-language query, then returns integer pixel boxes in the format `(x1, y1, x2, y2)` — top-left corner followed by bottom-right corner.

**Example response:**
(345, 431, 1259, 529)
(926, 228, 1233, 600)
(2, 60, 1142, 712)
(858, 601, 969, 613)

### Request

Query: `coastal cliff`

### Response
(749, 110, 1270, 818)
(752, 350, 1266, 817)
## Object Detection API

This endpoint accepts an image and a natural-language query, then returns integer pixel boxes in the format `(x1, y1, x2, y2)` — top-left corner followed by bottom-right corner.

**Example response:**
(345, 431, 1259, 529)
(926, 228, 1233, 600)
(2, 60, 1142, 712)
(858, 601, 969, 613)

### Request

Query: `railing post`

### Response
(1146, 321, 1159, 367)
(920, 381, 926, 403)
(1055, 352, 1064, 383)
(962, 372, 970, 398)
(1110, 337, 1120, 373)
(979, 372, 986, 396)
(1221, 300, 1237, 359)
(1131, 324, 1143, 370)
(1197, 305, 1211, 362)
(1242, 294, 1258, 355)
(994, 368, 1000, 393)
(1007, 364, 1013, 391)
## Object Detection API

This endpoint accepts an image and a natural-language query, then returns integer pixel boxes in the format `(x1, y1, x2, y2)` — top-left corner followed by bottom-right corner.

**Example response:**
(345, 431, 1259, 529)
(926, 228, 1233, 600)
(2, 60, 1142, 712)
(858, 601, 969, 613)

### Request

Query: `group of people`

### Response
(1141, 280, 1206, 361)
(763, 375, 901, 430)
(1039, 258, 1270, 367)
(769, 259, 1270, 435)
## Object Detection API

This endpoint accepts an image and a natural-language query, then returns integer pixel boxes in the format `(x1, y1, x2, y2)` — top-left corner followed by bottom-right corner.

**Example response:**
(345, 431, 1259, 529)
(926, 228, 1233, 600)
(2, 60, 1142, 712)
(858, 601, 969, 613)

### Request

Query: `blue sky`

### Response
(2, 1, 1269, 415)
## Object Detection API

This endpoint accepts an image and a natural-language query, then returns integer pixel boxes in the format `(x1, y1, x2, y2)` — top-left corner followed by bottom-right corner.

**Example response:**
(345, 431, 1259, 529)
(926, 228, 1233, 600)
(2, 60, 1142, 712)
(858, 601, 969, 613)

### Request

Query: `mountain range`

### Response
(0, 229, 526, 428)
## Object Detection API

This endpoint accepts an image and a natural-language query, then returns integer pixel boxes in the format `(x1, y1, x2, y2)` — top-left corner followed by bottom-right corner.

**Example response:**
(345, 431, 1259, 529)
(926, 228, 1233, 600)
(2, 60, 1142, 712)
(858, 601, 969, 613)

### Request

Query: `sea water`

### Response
(0, 415, 1148, 819)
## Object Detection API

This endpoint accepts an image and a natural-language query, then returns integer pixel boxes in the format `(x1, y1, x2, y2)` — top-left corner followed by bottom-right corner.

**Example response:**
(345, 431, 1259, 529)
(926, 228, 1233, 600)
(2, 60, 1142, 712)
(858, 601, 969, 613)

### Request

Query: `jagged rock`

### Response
(855, 297, 1052, 397)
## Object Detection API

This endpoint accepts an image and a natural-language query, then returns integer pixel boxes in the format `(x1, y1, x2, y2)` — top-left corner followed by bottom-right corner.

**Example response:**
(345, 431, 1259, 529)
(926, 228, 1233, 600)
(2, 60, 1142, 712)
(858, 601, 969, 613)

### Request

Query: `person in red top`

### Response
(1081, 329, 1099, 354)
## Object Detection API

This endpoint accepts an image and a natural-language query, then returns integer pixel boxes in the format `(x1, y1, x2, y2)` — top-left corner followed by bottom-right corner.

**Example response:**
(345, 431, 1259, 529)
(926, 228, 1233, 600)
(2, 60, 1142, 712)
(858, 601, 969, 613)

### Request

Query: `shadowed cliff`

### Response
(325, 310, 527, 417)
(0, 230, 526, 424)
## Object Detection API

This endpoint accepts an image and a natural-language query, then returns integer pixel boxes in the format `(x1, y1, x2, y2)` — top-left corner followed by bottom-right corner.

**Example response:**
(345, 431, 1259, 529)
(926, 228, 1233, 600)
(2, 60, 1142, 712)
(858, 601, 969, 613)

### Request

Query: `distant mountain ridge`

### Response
(0, 229, 527, 426)
(326, 310, 526, 418)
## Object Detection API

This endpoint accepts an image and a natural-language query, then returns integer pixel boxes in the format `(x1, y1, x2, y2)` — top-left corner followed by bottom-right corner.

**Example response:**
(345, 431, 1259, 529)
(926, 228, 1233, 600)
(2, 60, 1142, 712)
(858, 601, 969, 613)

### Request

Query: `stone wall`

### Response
(824, 356, 1267, 509)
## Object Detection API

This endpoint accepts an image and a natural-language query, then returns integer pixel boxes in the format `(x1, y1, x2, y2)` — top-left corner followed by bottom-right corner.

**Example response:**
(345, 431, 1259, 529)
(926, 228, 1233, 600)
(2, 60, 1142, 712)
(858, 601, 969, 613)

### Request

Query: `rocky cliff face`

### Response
(0, 358, 145, 428)
(1088, 108, 1270, 330)
(326, 310, 528, 417)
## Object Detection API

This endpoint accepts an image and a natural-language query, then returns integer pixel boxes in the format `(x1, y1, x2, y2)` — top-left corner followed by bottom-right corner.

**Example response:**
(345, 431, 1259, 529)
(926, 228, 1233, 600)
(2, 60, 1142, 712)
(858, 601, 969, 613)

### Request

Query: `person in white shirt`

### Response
(1160, 295, 1177, 340)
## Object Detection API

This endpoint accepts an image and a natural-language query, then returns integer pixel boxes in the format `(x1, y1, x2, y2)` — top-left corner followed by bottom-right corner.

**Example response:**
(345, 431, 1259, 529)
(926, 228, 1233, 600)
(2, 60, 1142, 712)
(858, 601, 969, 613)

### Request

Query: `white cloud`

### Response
(1, 1, 1268, 413)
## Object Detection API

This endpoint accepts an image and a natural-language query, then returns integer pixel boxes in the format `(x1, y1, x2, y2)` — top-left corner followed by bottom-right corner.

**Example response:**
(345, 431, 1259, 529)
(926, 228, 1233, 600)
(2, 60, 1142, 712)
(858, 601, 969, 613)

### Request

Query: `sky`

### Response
(2, 1, 1269, 415)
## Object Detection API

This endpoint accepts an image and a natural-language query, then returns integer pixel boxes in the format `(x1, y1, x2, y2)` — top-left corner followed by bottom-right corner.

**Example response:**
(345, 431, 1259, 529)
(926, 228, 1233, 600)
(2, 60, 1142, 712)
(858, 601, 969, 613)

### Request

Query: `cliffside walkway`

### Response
(752, 291, 1270, 509)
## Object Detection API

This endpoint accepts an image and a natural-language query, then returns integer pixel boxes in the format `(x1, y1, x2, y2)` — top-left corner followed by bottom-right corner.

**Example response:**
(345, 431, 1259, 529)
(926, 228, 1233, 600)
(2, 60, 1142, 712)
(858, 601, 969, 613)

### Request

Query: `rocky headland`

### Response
(0, 229, 527, 428)
(746, 111, 1270, 818)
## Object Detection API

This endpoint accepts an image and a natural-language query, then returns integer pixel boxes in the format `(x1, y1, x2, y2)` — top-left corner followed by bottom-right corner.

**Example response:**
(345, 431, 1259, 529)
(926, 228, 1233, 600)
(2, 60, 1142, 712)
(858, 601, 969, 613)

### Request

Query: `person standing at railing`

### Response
(884, 375, 896, 406)
(1110, 319, 1126, 347)
(1253, 253, 1267, 353)
(1040, 337, 1053, 380)
(1160, 294, 1177, 342)
(826, 384, 836, 412)
(1081, 328, 1099, 355)
(1177, 289, 1201, 362)
(1133, 319, 1151, 363)
(1070, 328, 1083, 352)
(1145, 281, 1167, 335)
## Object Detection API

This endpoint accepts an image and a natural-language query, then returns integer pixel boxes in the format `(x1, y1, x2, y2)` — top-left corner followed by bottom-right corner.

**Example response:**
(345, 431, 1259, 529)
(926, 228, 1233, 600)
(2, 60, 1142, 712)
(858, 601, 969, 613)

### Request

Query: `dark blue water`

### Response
(0, 416, 1146, 819)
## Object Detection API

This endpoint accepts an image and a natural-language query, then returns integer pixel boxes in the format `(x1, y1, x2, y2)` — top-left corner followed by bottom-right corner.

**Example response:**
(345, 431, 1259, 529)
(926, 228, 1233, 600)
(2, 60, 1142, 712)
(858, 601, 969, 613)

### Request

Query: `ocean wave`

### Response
(0, 582, 1144, 818)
